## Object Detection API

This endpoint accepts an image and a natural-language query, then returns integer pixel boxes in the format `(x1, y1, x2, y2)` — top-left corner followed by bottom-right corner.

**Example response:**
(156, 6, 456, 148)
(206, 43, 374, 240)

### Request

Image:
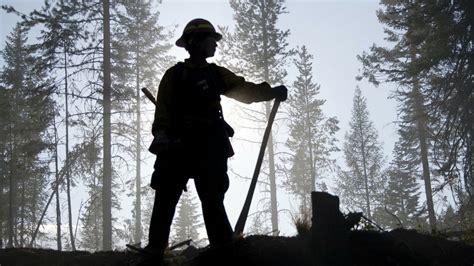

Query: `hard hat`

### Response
(175, 18, 222, 47)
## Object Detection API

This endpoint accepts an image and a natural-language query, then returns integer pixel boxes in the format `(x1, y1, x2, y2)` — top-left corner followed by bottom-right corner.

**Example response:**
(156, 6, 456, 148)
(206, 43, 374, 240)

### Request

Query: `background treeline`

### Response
(0, 0, 472, 251)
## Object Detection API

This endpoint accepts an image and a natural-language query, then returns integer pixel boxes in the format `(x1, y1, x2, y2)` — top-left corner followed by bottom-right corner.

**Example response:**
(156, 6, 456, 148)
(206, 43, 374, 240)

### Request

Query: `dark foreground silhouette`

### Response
(145, 18, 287, 261)
(1, 228, 473, 266)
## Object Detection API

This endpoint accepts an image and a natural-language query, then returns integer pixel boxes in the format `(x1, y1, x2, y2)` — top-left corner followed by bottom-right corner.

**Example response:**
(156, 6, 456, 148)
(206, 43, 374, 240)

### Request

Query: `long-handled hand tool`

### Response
(234, 99, 281, 236)
(141, 87, 156, 105)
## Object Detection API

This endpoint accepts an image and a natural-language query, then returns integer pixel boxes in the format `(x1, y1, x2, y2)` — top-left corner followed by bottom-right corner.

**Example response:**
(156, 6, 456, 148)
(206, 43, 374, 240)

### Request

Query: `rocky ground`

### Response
(1, 229, 474, 266)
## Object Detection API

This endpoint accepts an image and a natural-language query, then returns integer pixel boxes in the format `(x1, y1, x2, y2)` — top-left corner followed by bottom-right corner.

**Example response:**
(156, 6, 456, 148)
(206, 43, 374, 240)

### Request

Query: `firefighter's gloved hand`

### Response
(148, 130, 183, 155)
(273, 85, 288, 101)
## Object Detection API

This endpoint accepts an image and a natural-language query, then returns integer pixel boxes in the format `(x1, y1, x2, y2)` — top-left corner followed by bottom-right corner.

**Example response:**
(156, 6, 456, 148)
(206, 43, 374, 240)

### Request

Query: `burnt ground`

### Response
(1, 229, 474, 266)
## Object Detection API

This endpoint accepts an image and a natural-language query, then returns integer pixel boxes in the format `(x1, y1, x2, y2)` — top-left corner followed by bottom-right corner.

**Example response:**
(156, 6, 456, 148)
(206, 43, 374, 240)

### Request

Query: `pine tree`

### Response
(441, 205, 460, 231)
(358, 0, 473, 231)
(34, 3, 84, 251)
(247, 212, 271, 235)
(0, 85, 7, 247)
(68, 111, 104, 250)
(4, 0, 114, 249)
(376, 133, 421, 229)
(284, 46, 338, 214)
(172, 188, 201, 244)
(336, 87, 385, 220)
(0, 24, 54, 247)
(219, 0, 292, 235)
(2, 0, 170, 249)
(100, 0, 113, 250)
(24, 1, 115, 249)
(111, 0, 174, 244)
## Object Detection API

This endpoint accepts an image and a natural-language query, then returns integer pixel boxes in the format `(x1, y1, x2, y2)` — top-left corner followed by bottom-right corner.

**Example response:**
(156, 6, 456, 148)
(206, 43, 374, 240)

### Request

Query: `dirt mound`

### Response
(191, 229, 474, 266)
(191, 235, 312, 266)
(0, 248, 139, 266)
(1, 230, 473, 266)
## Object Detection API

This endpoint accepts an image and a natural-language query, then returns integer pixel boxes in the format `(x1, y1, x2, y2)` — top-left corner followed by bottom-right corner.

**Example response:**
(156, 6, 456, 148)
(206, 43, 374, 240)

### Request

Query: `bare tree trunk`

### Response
(31, 175, 38, 247)
(266, 115, 279, 236)
(134, 37, 142, 244)
(356, 100, 372, 220)
(470, 136, 473, 198)
(407, 40, 436, 232)
(53, 116, 62, 250)
(413, 84, 437, 232)
(361, 142, 372, 220)
(102, 0, 113, 251)
(264, 77, 279, 235)
(8, 134, 15, 248)
(304, 79, 316, 210)
(93, 168, 101, 250)
(64, 46, 76, 251)
(20, 180, 25, 247)
(261, 3, 278, 236)
(308, 132, 315, 194)
(0, 179, 3, 248)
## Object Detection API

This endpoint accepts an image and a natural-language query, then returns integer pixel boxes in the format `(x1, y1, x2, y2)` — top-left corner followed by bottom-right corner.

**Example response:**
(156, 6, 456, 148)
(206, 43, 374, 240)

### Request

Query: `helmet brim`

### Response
(175, 32, 222, 48)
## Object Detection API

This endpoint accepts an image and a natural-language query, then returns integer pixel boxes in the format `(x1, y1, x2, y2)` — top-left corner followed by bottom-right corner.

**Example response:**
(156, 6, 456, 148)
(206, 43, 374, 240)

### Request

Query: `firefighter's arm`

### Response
(150, 69, 174, 155)
(218, 66, 287, 103)
(152, 68, 176, 134)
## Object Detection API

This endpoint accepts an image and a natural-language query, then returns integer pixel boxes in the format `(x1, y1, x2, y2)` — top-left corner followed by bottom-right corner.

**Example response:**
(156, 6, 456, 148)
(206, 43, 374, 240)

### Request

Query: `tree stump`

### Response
(311, 191, 350, 265)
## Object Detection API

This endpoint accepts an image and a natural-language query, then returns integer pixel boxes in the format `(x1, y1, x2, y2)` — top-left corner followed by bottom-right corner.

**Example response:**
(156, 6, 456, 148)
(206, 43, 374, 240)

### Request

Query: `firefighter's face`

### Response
(187, 34, 218, 58)
(198, 36, 217, 58)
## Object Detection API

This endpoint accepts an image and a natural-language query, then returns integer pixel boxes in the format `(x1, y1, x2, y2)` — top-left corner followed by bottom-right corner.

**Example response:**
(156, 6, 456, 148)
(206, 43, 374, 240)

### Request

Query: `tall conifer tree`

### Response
(0, 24, 54, 247)
(219, 0, 292, 235)
(336, 87, 385, 220)
(376, 132, 421, 228)
(358, 0, 473, 230)
(1, 0, 176, 248)
(284, 46, 338, 214)
(112, 0, 174, 244)
(172, 188, 201, 244)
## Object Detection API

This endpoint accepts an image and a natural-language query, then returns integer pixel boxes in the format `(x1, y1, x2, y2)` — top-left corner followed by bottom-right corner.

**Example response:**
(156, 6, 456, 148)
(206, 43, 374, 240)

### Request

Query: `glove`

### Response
(273, 85, 288, 101)
(148, 130, 183, 155)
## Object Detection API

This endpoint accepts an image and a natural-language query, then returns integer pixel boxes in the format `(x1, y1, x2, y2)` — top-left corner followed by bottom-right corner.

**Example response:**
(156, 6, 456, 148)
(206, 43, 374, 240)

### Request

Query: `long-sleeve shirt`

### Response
(152, 60, 277, 135)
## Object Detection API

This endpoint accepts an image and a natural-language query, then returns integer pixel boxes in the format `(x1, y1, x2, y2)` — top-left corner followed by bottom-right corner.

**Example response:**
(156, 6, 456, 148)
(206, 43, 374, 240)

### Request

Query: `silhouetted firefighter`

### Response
(143, 18, 287, 263)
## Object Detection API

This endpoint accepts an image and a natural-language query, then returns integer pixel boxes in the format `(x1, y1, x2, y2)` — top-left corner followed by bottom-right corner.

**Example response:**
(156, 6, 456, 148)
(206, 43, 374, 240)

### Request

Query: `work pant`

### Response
(148, 148, 233, 250)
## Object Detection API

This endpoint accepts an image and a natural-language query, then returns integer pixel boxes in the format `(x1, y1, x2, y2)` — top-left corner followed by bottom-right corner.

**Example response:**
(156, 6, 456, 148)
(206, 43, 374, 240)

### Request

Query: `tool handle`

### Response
(141, 87, 157, 105)
(234, 99, 281, 236)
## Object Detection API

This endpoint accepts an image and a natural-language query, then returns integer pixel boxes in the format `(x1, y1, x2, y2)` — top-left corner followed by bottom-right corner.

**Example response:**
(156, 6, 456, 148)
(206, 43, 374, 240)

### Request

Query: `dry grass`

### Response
(292, 208, 312, 237)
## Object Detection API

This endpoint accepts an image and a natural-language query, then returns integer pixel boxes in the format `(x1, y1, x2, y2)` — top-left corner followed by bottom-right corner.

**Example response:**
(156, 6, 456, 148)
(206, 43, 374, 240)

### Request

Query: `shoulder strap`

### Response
(209, 63, 234, 137)
(172, 62, 186, 88)
(167, 62, 186, 133)
(170, 62, 187, 108)
(209, 63, 226, 94)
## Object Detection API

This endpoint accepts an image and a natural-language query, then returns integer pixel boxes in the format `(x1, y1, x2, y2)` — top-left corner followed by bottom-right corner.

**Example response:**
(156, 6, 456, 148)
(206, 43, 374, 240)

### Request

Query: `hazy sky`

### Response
(1, 0, 401, 245)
